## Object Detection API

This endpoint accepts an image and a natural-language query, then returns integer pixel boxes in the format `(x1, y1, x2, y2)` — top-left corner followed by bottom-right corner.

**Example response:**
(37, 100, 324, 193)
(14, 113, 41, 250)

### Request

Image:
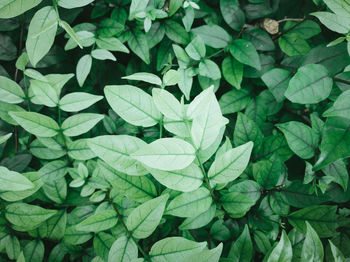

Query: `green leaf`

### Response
(108, 236, 138, 262)
(5, 203, 57, 230)
(98, 160, 157, 202)
(234, 113, 264, 152)
(126, 194, 168, 239)
(0, 76, 25, 104)
(323, 90, 350, 119)
(220, 0, 245, 31)
(152, 88, 182, 120)
(312, 12, 350, 34)
(62, 113, 104, 137)
(288, 205, 338, 238)
(129, 0, 149, 20)
(131, 138, 195, 171)
(59, 92, 103, 112)
(208, 142, 253, 184)
(322, 160, 348, 191)
(192, 25, 230, 48)
(23, 240, 44, 262)
(261, 68, 291, 102)
(253, 155, 283, 190)
(185, 36, 206, 60)
(278, 33, 310, 56)
(219, 89, 250, 115)
(179, 204, 216, 230)
(0, 133, 12, 145)
(164, 20, 190, 45)
(283, 20, 321, 40)
(96, 37, 129, 53)
(168, 0, 184, 16)
(300, 222, 324, 262)
(147, 163, 203, 192)
(149, 237, 207, 261)
(88, 135, 148, 176)
(165, 187, 212, 217)
(37, 210, 67, 240)
(26, 6, 58, 67)
(5, 235, 20, 260)
(76, 54, 92, 87)
(228, 225, 253, 261)
(220, 191, 256, 218)
(97, 18, 124, 37)
(58, 0, 94, 9)
(76, 210, 118, 233)
(0, 0, 43, 18)
(276, 121, 319, 159)
(104, 85, 161, 127)
(243, 27, 275, 51)
(128, 30, 150, 64)
(328, 240, 346, 262)
(60, 20, 83, 49)
(0, 166, 35, 192)
(263, 230, 292, 262)
(285, 64, 332, 104)
(9, 111, 59, 137)
(186, 244, 223, 262)
(313, 117, 350, 170)
(222, 56, 243, 89)
(91, 49, 116, 61)
(229, 39, 261, 70)
(122, 72, 162, 86)
(199, 59, 221, 80)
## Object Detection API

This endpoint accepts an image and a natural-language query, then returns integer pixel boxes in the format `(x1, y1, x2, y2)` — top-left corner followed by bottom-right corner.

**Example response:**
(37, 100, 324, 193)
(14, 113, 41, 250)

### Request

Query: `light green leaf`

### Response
(26, 6, 58, 67)
(126, 194, 168, 239)
(129, 0, 149, 20)
(208, 142, 253, 184)
(329, 240, 346, 262)
(76, 54, 92, 87)
(67, 138, 96, 160)
(9, 111, 59, 137)
(59, 92, 103, 112)
(288, 205, 338, 238)
(192, 25, 230, 48)
(0, 76, 25, 104)
(105, 85, 161, 127)
(5, 235, 20, 260)
(323, 90, 350, 119)
(179, 204, 216, 230)
(228, 225, 253, 261)
(131, 138, 195, 171)
(285, 64, 332, 104)
(0, 166, 35, 192)
(229, 39, 261, 70)
(185, 36, 206, 60)
(149, 237, 207, 262)
(300, 222, 324, 262)
(62, 113, 104, 137)
(5, 203, 57, 230)
(163, 69, 180, 86)
(220, 0, 245, 31)
(147, 163, 203, 192)
(165, 187, 212, 217)
(91, 49, 116, 61)
(220, 192, 256, 218)
(263, 230, 292, 262)
(277, 121, 319, 159)
(122, 72, 162, 86)
(152, 88, 182, 120)
(108, 236, 138, 262)
(0, 133, 12, 145)
(37, 210, 66, 240)
(96, 37, 129, 53)
(0, 0, 43, 18)
(58, 0, 94, 9)
(164, 20, 190, 45)
(76, 210, 118, 233)
(30, 79, 59, 107)
(199, 59, 221, 80)
(60, 20, 82, 48)
(222, 56, 243, 89)
(185, 243, 223, 262)
(322, 160, 348, 191)
(312, 12, 350, 34)
(88, 135, 148, 176)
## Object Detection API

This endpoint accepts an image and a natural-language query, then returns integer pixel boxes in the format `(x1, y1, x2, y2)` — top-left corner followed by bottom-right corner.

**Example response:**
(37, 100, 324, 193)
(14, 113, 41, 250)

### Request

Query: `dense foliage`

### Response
(0, 0, 350, 261)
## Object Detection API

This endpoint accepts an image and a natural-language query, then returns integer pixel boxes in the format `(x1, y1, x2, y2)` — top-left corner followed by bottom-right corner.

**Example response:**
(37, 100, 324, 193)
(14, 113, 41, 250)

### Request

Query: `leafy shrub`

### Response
(0, 0, 350, 261)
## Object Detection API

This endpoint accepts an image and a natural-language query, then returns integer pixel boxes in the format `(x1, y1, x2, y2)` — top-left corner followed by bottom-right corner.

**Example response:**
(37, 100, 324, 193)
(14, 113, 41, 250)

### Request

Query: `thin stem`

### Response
(159, 118, 163, 139)
(107, 190, 152, 261)
(206, 48, 225, 59)
(58, 107, 62, 126)
(277, 17, 305, 23)
(272, 18, 307, 40)
(334, 77, 350, 86)
(52, 0, 60, 20)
